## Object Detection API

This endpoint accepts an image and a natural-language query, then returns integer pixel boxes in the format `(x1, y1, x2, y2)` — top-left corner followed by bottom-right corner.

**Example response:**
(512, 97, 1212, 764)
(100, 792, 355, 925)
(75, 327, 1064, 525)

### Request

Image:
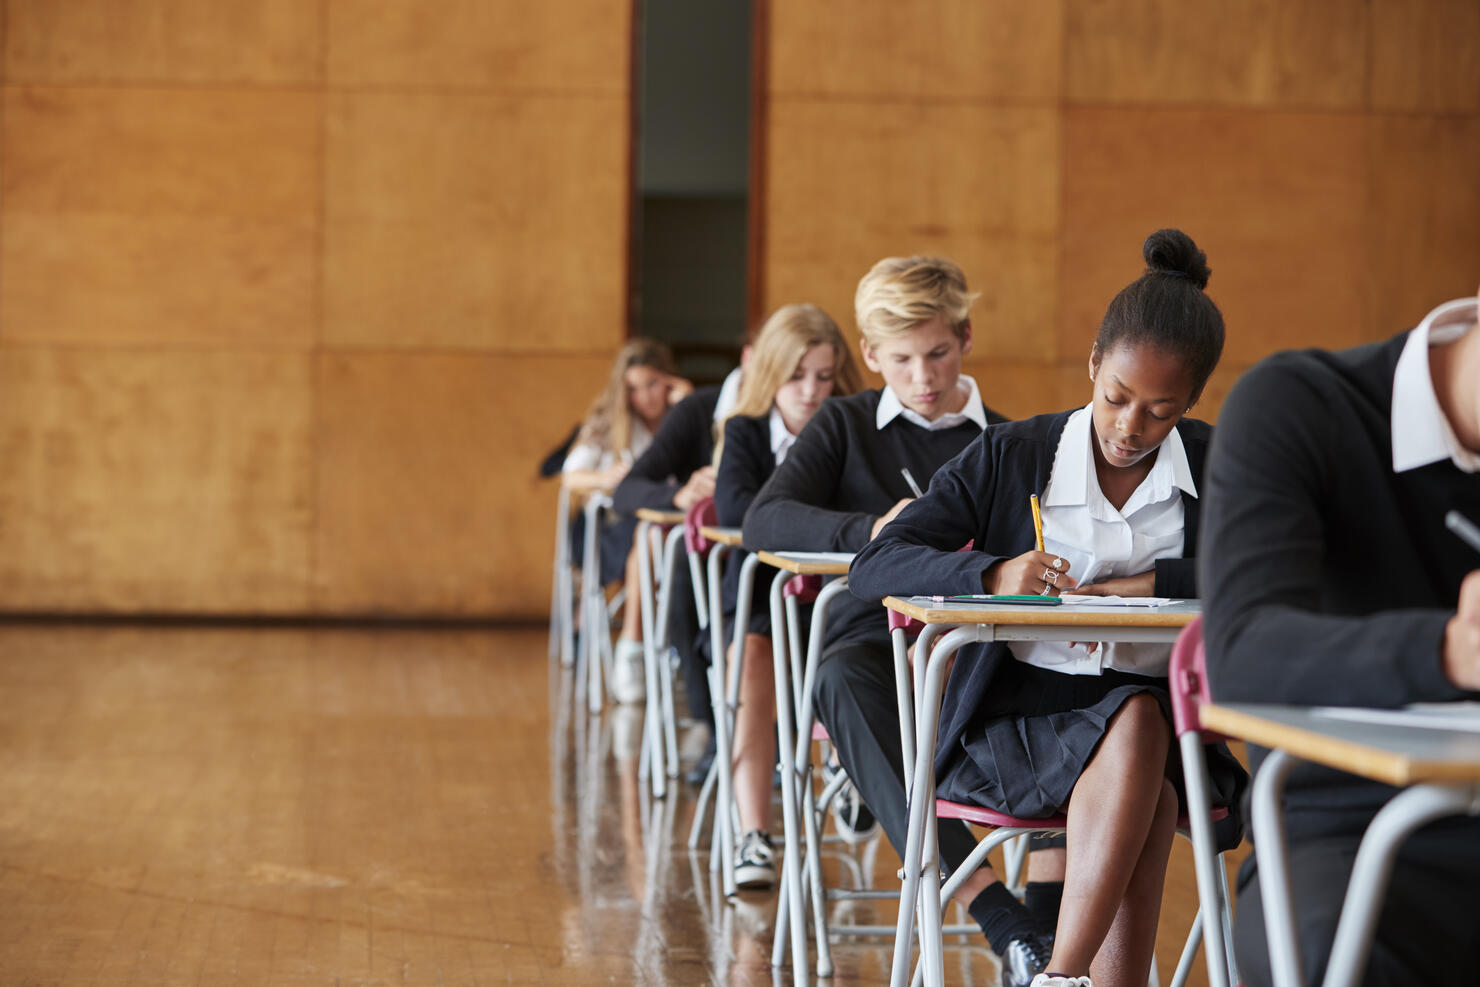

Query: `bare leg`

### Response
(619, 544, 642, 643)
(1048, 694, 1175, 983)
(731, 632, 776, 833)
(1027, 848, 1066, 882)
(1091, 778, 1176, 987)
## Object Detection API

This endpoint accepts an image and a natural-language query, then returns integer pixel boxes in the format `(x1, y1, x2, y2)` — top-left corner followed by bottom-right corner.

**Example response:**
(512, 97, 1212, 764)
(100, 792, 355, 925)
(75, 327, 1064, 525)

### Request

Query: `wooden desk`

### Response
(1201, 702, 1480, 987)
(881, 595, 1200, 987)
(754, 549, 853, 575)
(697, 524, 743, 548)
(632, 506, 688, 797)
(634, 507, 685, 526)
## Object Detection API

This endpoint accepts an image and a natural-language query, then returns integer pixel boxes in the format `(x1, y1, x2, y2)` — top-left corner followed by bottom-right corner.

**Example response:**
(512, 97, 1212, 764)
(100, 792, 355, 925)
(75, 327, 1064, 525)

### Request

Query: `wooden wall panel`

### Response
(3, 0, 321, 84)
(323, 92, 626, 352)
(1368, 115, 1480, 335)
(764, 101, 1060, 361)
(769, 1, 1062, 102)
(1065, 0, 1368, 109)
(1370, 0, 1480, 112)
(1060, 108, 1369, 368)
(326, 0, 629, 92)
(314, 353, 609, 617)
(1, 87, 320, 348)
(0, 349, 314, 613)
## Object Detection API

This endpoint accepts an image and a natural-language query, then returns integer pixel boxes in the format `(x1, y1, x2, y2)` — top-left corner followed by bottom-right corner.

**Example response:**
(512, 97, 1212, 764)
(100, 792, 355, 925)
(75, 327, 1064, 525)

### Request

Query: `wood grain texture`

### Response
(1370, 0, 1480, 112)
(326, 0, 630, 92)
(1060, 107, 1369, 368)
(313, 352, 610, 617)
(1368, 115, 1480, 336)
(323, 91, 627, 352)
(764, 100, 1060, 362)
(0, 349, 314, 613)
(769, 0, 1062, 103)
(1, 86, 320, 348)
(1065, 0, 1368, 109)
(3, 0, 321, 84)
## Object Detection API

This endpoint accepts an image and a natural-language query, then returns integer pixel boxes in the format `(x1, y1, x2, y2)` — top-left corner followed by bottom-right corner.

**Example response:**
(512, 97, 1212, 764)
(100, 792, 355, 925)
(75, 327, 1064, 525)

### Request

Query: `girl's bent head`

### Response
(727, 303, 862, 433)
(579, 337, 676, 454)
(1092, 229, 1225, 406)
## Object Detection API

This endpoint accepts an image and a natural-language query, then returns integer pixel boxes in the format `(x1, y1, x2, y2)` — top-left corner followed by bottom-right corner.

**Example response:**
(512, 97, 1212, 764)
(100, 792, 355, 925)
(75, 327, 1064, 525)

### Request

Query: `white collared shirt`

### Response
(561, 419, 655, 474)
(1013, 405, 1194, 676)
(768, 406, 798, 465)
(714, 367, 744, 424)
(875, 375, 988, 432)
(1391, 297, 1479, 475)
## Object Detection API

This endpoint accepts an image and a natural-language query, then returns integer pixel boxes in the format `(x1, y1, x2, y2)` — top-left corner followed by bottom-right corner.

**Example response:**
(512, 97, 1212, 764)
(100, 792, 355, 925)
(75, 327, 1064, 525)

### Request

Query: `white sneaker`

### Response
(1028, 975, 1092, 987)
(733, 830, 776, 889)
(610, 639, 647, 704)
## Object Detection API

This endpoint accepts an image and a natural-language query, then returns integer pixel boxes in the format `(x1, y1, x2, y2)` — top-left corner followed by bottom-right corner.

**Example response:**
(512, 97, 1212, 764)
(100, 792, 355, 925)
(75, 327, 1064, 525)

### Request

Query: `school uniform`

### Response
(850, 408, 1244, 833)
(1201, 299, 1480, 987)
(611, 385, 723, 725)
(742, 378, 1010, 875)
(715, 408, 798, 637)
(563, 419, 657, 585)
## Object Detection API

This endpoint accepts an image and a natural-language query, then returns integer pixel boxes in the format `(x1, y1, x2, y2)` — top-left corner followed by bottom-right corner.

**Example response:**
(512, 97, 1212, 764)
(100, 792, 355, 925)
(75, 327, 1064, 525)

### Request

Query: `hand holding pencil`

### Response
(980, 493, 1077, 596)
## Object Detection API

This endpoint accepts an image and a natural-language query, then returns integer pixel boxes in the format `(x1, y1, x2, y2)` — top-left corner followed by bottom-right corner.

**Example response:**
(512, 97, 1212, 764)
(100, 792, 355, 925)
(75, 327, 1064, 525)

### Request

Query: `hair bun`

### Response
(1142, 228, 1210, 290)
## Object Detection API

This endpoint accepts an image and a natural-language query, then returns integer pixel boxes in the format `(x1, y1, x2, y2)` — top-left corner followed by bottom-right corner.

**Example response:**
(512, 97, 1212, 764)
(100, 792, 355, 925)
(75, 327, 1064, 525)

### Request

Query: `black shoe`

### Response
(999, 933, 1052, 987)
(685, 733, 716, 787)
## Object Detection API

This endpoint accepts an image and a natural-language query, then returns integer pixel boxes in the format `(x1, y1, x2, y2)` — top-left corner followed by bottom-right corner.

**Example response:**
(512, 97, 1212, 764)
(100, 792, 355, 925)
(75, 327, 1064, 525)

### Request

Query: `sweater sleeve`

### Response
(742, 406, 877, 552)
(612, 393, 707, 514)
(1199, 358, 1461, 708)
(715, 417, 769, 528)
(849, 437, 1006, 602)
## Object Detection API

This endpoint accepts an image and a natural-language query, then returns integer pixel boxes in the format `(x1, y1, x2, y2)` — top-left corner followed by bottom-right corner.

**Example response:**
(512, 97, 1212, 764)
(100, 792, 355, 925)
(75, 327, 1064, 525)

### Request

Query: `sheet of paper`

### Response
(1312, 703, 1480, 734)
(1056, 595, 1177, 608)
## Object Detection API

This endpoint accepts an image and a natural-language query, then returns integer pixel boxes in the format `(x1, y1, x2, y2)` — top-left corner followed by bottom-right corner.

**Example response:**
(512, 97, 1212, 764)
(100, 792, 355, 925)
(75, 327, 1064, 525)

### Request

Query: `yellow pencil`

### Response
(1030, 493, 1044, 552)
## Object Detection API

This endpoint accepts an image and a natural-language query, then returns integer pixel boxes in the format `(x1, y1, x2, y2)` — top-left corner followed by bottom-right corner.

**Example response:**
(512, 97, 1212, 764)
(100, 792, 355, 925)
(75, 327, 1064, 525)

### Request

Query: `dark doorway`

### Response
(632, 0, 753, 384)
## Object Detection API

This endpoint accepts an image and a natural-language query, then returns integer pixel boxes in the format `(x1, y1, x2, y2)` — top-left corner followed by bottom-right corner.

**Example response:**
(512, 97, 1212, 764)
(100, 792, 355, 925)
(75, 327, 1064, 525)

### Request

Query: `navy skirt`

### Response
(936, 659, 1247, 850)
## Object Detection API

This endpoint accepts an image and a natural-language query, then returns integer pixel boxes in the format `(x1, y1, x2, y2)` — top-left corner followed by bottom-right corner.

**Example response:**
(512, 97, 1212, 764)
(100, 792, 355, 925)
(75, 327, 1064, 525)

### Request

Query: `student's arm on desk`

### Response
(1200, 358, 1467, 708)
(850, 439, 1002, 602)
(742, 405, 872, 552)
(612, 391, 711, 513)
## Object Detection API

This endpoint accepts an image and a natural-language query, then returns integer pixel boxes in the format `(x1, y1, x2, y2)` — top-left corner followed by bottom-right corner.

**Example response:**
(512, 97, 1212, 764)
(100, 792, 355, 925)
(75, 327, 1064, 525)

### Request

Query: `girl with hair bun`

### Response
(850, 230, 1247, 987)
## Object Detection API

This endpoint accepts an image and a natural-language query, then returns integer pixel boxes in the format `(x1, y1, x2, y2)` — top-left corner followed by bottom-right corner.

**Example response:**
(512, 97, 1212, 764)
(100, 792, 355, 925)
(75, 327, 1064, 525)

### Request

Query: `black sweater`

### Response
(716, 414, 774, 615)
(850, 410, 1211, 778)
(742, 388, 1007, 643)
(1200, 333, 1480, 841)
(612, 385, 722, 515)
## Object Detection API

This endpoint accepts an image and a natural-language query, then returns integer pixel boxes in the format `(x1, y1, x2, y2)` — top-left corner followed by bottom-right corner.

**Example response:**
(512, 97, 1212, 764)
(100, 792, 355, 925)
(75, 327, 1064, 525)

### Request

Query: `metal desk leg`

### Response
(1251, 749, 1301, 987)
(767, 567, 807, 983)
(655, 526, 685, 778)
(635, 518, 665, 797)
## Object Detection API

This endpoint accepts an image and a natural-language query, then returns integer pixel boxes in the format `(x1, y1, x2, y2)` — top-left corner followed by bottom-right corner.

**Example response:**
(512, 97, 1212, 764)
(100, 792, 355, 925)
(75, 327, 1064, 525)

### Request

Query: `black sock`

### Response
(967, 882, 1037, 956)
(1025, 880, 1064, 937)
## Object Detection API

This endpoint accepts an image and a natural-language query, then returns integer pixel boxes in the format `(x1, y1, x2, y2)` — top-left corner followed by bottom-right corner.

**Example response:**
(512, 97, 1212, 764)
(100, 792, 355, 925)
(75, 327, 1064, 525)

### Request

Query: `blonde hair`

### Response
(576, 337, 676, 456)
(713, 304, 861, 465)
(854, 255, 977, 347)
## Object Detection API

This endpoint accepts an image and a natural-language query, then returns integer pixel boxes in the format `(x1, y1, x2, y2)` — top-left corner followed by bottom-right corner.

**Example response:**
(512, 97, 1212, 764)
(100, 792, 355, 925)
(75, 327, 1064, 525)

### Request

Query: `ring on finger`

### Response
(1052, 557, 1066, 571)
(1042, 567, 1057, 584)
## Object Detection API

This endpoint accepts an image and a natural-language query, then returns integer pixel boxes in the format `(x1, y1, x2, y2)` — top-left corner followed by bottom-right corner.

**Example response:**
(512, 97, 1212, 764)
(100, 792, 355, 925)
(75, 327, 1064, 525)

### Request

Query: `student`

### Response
(564, 338, 691, 704)
(712, 302, 863, 889)
(1200, 287, 1480, 986)
(742, 256, 1062, 982)
(850, 230, 1246, 987)
(610, 354, 735, 706)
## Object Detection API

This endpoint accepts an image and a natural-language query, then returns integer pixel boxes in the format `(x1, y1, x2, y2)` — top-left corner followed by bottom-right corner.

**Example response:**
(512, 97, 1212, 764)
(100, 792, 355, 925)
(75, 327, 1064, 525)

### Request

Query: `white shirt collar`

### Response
(713, 367, 744, 424)
(768, 406, 798, 464)
(1041, 405, 1197, 513)
(1392, 297, 1480, 474)
(875, 375, 988, 432)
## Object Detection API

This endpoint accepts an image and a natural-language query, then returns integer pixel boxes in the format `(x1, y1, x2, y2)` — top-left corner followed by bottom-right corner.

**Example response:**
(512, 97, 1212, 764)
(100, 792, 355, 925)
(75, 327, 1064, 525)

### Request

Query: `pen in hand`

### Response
(1030, 493, 1045, 551)
(1448, 510, 1480, 554)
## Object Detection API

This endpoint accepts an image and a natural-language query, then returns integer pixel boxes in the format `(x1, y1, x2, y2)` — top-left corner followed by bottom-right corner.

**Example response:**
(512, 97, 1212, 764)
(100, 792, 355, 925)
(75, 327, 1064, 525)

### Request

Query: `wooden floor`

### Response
(0, 624, 1242, 985)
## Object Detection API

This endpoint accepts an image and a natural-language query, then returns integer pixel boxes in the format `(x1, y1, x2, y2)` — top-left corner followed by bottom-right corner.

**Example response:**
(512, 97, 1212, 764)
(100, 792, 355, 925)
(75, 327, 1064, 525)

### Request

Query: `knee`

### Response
(1109, 694, 1171, 749)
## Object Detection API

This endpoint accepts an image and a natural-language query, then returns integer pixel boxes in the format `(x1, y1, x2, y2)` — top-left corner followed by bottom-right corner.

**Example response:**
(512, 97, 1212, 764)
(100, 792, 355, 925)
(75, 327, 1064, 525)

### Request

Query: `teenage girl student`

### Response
(710, 303, 863, 889)
(849, 230, 1248, 987)
(742, 257, 1064, 985)
(564, 338, 691, 704)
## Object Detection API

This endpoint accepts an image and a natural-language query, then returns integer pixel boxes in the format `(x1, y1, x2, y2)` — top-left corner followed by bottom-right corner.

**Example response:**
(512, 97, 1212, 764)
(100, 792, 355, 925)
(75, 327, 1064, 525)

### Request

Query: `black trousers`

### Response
(811, 635, 982, 874)
(1235, 816, 1480, 987)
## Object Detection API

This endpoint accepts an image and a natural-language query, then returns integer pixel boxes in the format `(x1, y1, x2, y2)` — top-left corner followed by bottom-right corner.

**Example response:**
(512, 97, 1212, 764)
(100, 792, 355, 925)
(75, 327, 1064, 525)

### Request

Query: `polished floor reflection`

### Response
(0, 624, 1235, 985)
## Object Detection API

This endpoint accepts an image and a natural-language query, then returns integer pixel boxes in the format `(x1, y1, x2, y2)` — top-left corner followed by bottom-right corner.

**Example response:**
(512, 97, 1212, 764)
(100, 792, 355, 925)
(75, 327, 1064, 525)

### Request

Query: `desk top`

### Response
(754, 550, 854, 575)
(883, 595, 1200, 627)
(560, 476, 613, 496)
(698, 525, 744, 547)
(634, 508, 685, 525)
(1202, 702, 1480, 787)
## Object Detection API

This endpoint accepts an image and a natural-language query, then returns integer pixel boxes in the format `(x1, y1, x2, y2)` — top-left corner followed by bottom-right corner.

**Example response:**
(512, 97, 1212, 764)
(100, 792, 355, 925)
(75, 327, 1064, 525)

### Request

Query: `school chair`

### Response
(1168, 617, 1242, 987)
